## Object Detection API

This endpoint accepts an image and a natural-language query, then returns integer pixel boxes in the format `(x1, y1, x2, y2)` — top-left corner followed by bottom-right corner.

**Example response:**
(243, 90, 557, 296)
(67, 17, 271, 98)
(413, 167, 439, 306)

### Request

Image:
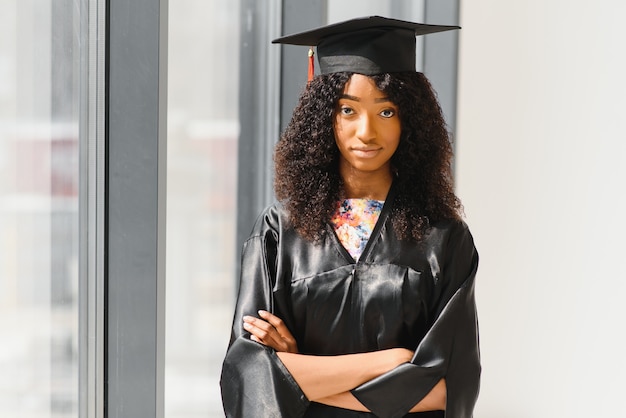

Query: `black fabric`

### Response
(272, 16, 459, 75)
(304, 403, 445, 418)
(220, 190, 480, 418)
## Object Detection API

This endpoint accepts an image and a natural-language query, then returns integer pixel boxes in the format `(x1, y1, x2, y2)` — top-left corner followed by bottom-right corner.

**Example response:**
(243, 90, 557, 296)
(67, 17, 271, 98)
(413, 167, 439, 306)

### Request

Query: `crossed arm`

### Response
(243, 310, 446, 412)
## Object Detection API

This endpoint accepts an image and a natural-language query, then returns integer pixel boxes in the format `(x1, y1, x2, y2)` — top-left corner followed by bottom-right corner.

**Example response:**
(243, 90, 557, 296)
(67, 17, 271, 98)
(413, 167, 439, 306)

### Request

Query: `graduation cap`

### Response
(272, 16, 460, 79)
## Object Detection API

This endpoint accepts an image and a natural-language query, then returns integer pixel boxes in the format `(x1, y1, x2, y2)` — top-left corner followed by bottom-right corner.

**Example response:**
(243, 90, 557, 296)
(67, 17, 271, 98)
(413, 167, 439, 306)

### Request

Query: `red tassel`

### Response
(307, 47, 315, 82)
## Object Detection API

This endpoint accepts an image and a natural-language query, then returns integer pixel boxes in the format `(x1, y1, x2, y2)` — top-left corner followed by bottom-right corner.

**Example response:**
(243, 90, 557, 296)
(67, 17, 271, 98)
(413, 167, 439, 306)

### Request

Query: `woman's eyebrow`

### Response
(339, 94, 360, 101)
(339, 94, 392, 103)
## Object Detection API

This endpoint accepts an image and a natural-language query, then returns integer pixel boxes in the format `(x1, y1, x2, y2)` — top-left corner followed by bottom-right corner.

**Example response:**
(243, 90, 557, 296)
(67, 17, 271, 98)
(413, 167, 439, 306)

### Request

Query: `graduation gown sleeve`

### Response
(351, 221, 480, 418)
(219, 206, 309, 418)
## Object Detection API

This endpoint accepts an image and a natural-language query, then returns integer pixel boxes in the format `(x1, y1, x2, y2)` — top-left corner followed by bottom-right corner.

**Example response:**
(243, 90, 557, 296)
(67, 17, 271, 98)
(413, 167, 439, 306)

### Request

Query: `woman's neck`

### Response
(340, 167, 393, 200)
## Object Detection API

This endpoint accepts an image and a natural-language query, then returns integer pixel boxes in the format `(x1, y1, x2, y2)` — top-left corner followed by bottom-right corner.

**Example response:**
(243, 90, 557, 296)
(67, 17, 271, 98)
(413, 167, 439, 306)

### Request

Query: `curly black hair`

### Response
(274, 71, 462, 242)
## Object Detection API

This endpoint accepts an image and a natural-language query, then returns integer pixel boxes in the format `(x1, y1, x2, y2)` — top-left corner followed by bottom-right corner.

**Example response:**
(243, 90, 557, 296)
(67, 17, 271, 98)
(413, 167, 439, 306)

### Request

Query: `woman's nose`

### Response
(356, 115, 375, 142)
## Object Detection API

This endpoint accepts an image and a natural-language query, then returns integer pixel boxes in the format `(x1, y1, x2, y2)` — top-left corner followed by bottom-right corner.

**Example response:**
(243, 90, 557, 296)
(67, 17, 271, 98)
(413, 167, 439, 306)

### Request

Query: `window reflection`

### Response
(0, 1, 80, 417)
(166, 1, 240, 416)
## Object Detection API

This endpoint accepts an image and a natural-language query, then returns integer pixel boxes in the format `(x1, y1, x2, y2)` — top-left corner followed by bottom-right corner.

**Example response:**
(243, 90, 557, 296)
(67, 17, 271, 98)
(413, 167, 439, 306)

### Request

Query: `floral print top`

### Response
(330, 199, 384, 261)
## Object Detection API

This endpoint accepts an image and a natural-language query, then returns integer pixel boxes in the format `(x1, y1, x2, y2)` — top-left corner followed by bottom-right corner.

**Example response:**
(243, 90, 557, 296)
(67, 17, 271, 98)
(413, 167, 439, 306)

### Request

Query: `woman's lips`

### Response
(352, 147, 381, 158)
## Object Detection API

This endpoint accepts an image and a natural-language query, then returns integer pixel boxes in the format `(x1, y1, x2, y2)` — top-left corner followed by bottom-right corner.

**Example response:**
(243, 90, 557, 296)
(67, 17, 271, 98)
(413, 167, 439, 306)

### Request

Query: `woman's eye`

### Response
(380, 109, 395, 118)
(340, 107, 354, 115)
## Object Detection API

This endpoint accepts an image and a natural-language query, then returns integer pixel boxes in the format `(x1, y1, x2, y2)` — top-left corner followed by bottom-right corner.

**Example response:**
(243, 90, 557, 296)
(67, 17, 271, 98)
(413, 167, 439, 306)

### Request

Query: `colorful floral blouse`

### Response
(330, 199, 384, 261)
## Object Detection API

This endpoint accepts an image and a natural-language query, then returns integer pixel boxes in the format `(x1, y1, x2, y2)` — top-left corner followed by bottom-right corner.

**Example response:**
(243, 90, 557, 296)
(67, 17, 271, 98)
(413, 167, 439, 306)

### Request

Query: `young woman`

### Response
(221, 16, 480, 418)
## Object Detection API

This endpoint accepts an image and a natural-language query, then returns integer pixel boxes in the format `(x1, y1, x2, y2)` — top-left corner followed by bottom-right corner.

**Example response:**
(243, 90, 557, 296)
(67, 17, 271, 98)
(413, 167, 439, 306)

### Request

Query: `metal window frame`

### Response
(105, 0, 168, 417)
(423, 0, 461, 137)
(79, 0, 106, 416)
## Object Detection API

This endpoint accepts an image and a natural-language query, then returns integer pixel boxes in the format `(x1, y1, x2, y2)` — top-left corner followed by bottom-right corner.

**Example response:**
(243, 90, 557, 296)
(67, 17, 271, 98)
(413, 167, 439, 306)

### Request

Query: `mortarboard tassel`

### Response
(307, 47, 314, 82)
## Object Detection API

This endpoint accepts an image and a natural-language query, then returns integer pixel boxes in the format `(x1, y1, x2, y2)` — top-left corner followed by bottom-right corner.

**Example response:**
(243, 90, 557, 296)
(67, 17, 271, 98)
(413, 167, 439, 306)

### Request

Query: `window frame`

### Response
(104, 0, 168, 416)
(78, 0, 107, 416)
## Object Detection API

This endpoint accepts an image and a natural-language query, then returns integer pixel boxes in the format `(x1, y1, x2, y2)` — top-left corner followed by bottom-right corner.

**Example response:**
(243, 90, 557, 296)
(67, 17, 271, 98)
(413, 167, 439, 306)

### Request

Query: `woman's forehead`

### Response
(341, 74, 388, 100)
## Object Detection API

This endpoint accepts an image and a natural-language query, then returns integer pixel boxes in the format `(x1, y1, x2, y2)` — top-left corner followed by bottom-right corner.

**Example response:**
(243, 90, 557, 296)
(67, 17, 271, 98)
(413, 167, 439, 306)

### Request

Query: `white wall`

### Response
(456, 1, 626, 416)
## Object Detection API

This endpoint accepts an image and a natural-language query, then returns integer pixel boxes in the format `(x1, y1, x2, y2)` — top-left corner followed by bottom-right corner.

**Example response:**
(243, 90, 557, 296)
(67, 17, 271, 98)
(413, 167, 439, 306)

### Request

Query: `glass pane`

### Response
(165, 1, 240, 417)
(0, 1, 80, 417)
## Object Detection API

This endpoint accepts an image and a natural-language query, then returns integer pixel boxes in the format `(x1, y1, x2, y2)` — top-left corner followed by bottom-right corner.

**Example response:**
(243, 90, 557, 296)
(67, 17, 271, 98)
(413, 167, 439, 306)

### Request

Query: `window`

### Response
(165, 1, 240, 416)
(0, 2, 82, 416)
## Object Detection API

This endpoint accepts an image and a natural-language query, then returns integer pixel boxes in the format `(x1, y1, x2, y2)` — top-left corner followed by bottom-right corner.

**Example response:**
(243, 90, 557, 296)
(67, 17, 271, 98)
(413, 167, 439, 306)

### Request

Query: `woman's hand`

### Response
(243, 310, 299, 353)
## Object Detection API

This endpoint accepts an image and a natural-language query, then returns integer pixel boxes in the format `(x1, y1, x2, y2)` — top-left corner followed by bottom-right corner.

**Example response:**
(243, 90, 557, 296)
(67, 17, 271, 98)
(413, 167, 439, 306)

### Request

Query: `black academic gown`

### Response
(220, 193, 480, 418)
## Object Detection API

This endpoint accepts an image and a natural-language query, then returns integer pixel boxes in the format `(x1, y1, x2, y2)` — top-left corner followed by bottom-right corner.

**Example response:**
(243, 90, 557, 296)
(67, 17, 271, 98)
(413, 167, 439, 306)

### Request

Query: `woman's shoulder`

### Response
(260, 200, 289, 221)
(248, 201, 289, 237)
(425, 217, 476, 251)
(428, 217, 471, 234)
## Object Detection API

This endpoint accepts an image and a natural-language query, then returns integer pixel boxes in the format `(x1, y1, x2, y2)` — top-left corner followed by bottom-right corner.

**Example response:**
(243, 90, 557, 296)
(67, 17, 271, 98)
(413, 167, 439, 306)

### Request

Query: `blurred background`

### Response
(1, 0, 625, 417)
(456, 1, 626, 416)
(0, 1, 80, 416)
(165, 0, 239, 415)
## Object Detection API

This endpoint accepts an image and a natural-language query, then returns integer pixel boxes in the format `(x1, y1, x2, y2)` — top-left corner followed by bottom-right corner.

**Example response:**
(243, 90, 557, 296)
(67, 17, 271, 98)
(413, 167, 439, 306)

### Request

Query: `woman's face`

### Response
(334, 74, 401, 178)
